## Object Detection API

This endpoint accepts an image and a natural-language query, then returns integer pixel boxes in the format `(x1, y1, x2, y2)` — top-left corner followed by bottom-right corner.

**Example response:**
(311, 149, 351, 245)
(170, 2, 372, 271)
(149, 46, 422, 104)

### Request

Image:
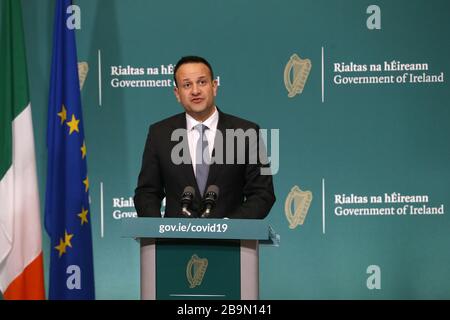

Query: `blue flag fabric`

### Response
(45, 0, 95, 300)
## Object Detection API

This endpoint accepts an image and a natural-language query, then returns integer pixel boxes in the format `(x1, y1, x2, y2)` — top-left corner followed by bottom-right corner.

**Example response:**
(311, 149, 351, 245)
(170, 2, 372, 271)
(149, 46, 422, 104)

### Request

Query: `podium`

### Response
(121, 218, 278, 300)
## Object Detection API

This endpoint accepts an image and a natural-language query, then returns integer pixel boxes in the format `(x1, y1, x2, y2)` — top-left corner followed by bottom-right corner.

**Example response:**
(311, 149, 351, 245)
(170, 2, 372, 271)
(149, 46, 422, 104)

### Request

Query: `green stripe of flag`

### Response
(0, 0, 30, 178)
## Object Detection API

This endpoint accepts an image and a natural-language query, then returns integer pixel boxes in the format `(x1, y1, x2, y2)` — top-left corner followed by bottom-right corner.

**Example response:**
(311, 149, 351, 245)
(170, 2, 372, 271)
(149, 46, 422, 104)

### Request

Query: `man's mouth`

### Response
(191, 97, 203, 103)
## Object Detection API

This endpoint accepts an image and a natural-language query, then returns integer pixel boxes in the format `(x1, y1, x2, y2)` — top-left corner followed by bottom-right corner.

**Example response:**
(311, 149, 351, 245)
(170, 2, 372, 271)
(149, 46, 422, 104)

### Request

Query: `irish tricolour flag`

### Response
(0, 0, 45, 299)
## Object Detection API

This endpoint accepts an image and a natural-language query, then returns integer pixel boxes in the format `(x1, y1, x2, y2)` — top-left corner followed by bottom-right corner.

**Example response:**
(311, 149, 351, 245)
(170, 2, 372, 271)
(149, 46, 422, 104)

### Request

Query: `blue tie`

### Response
(195, 124, 210, 197)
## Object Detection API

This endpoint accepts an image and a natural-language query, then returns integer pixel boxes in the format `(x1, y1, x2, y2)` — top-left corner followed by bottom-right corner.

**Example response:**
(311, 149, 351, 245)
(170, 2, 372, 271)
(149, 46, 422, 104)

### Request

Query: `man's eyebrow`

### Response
(181, 75, 208, 82)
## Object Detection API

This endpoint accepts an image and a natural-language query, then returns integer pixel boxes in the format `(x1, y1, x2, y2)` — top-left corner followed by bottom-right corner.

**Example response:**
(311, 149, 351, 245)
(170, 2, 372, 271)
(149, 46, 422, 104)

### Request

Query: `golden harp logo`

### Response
(186, 254, 208, 288)
(285, 185, 313, 229)
(284, 54, 311, 98)
(78, 62, 89, 90)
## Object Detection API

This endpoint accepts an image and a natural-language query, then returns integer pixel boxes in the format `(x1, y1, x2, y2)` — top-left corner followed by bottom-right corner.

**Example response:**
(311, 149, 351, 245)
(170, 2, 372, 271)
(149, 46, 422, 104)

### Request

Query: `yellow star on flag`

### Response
(55, 238, 67, 257)
(64, 230, 74, 248)
(83, 176, 89, 192)
(78, 207, 89, 225)
(57, 104, 67, 125)
(81, 141, 87, 159)
(66, 114, 80, 134)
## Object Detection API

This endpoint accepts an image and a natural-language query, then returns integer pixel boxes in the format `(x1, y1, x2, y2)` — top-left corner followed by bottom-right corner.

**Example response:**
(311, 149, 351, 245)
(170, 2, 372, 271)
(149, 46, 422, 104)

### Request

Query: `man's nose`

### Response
(191, 83, 200, 95)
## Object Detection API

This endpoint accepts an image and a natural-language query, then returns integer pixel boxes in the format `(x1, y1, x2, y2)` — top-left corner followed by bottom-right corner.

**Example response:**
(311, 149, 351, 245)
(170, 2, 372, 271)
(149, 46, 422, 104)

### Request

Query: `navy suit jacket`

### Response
(134, 109, 275, 218)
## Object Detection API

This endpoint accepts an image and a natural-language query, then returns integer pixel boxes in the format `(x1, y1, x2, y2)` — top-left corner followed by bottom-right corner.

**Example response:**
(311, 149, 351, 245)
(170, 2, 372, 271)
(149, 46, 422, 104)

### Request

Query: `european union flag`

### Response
(45, 0, 95, 300)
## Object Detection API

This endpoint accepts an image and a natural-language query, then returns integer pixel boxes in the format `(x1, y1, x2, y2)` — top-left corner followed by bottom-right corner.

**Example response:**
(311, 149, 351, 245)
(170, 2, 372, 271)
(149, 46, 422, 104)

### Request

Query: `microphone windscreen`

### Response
(183, 186, 195, 196)
(205, 185, 219, 197)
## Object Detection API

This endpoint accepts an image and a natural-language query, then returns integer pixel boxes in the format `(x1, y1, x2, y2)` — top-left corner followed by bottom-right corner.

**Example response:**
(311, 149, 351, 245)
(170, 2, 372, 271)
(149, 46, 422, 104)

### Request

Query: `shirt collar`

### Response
(186, 106, 218, 131)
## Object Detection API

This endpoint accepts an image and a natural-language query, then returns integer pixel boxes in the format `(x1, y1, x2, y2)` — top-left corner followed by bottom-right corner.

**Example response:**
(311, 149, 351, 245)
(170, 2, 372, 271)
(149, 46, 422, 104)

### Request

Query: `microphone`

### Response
(180, 186, 195, 217)
(201, 185, 219, 218)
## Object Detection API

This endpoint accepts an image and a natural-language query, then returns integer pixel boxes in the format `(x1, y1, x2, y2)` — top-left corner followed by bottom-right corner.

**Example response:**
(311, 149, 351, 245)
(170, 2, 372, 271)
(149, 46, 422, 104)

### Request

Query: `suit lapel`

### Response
(206, 110, 228, 188)
(170, 113, 198, 195)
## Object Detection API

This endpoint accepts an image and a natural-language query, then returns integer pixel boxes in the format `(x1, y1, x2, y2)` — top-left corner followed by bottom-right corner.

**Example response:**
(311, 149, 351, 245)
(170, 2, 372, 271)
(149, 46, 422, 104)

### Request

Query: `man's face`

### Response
(174, 62, 217, 121)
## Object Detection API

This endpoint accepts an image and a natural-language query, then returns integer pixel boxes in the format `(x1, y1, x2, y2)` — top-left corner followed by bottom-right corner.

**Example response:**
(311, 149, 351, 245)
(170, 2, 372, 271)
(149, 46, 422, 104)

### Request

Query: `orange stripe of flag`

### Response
(3, 253, 45, 300)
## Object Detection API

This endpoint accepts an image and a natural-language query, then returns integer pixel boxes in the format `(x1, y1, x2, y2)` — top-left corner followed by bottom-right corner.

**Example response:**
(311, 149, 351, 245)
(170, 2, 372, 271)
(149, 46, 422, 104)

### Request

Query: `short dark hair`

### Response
(173, 56, 214, 86)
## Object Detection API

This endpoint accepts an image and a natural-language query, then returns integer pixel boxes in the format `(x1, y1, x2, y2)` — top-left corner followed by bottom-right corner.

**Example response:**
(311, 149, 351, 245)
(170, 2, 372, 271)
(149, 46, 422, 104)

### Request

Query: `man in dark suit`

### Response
(134, 56, 275, 218)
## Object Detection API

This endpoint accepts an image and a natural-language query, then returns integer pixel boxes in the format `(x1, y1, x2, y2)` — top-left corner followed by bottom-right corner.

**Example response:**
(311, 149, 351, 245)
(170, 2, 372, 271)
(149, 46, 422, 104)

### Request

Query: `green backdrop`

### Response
(17, 0, 450, 299)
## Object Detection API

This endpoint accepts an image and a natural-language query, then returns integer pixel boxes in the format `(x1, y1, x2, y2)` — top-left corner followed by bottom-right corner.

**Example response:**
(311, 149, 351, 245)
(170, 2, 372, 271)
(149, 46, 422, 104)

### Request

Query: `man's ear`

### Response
(174, 86, 181, 102)
(212, 79, 218, 97)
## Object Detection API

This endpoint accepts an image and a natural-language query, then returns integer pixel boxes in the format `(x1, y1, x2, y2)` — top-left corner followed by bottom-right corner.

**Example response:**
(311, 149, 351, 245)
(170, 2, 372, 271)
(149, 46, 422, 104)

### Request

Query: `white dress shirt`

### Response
(185, 106, 218, 176)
